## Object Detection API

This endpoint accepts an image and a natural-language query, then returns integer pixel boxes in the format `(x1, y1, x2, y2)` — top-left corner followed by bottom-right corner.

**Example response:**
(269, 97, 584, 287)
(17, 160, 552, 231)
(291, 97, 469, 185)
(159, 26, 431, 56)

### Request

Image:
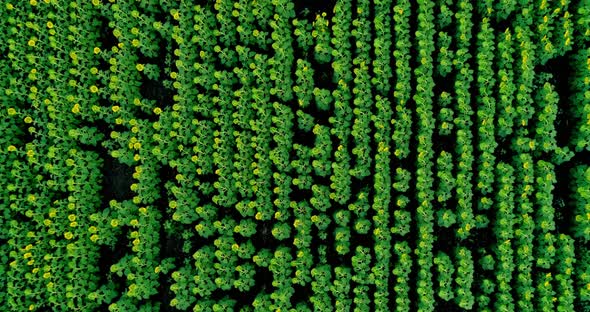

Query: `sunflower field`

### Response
(1, 0, 590, 311)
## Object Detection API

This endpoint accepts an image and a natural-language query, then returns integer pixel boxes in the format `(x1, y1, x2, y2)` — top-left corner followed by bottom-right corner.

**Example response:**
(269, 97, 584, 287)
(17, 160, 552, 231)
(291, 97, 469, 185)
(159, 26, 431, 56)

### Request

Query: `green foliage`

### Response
(271, 222, 291, 241)
(436, 151, 455, 203)
(437, 209, 457, 228)
(434, 252, 455, 301)
(1, 1, 588, 311)
(573, 166, 590, 243)
(455, 247, 474, 309)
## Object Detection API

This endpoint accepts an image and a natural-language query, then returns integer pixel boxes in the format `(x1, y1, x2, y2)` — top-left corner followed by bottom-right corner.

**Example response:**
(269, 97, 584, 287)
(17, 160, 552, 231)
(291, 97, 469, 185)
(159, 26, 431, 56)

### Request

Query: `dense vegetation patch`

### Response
(1, 0, 589, 311)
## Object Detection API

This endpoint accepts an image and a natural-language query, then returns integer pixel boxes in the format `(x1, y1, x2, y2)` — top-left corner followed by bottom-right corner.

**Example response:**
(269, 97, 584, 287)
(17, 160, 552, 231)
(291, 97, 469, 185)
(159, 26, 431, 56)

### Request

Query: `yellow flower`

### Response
(7, 145, 17, 152)
(71, 103, 80, 114)
(67, 51, 77, 61)
(111, 105, 120, 113)
(6, 3, 14, 10)
(46, 21, 54, 29)
(93, 47, 101, 54)
(153, 107, 162, 115)
(136, 64, 144, 71)
(64, 232, 73, 240)
(110, 219, 118, 227)
(30, 0, 37, 6)
(92, 0, 100, 6)
(24, 116, 33, 123)
(90, 85, 99, 93)
(7, 108, 17, 115)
